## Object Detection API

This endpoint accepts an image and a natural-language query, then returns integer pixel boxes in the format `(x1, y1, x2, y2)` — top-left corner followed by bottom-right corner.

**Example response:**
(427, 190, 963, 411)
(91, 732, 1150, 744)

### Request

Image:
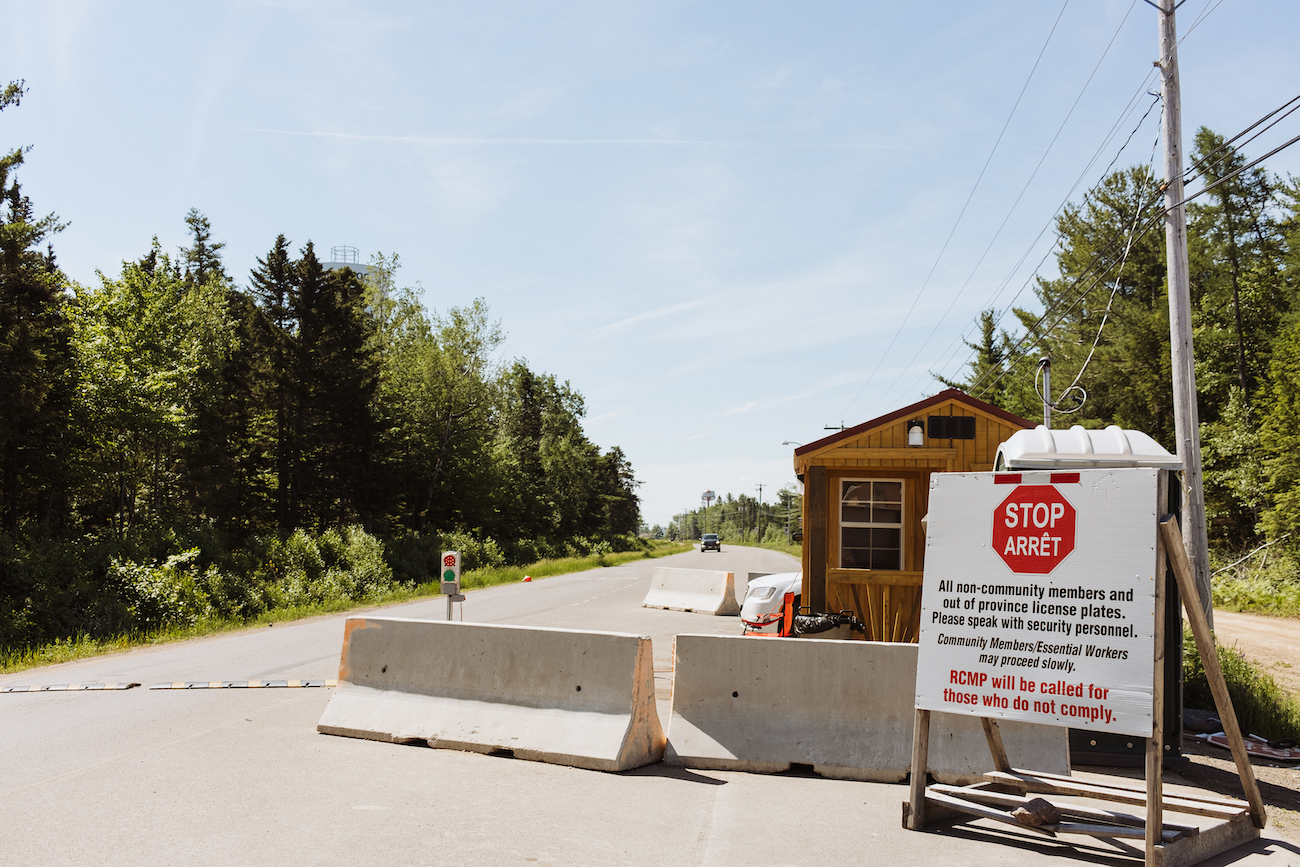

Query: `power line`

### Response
(918, 0, 1231, 398)
(834, 0, 1070, 421)
(917, 90, 1164, 401)
(944, 78, 1300, 401)
(865, 0, 1145, 415)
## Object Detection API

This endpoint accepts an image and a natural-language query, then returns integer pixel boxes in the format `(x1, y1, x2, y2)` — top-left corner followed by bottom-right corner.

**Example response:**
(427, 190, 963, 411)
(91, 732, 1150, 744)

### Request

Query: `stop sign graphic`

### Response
(992, 485, 1076, 574)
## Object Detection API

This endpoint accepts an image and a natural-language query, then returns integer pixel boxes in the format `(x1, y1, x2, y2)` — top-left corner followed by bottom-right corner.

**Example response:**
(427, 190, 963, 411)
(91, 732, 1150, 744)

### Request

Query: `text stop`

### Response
(992, 485, 1076, 574)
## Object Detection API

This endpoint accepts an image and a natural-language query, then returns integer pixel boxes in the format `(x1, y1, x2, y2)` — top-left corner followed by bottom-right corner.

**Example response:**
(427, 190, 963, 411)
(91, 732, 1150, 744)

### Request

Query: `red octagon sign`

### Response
(993, 485, 1076, 574)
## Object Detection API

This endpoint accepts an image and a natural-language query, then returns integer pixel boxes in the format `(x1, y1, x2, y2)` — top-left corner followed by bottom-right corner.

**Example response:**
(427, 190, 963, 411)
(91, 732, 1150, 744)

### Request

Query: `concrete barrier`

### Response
(317, 617, 665, 772)
(665, 634, 1068, 783)
(641, 567, 740, 615)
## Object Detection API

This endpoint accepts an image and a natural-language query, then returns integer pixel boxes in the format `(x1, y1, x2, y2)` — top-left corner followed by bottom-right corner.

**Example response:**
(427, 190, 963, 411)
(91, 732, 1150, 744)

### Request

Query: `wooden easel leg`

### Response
(981, 717, 1011, 773)
(1159, 516, 1267, 830)
(907, 709, 931, 830)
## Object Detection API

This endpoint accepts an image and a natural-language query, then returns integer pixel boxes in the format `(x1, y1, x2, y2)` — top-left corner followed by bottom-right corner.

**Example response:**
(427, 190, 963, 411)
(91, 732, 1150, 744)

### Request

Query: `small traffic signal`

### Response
(441, 551, 461, 595)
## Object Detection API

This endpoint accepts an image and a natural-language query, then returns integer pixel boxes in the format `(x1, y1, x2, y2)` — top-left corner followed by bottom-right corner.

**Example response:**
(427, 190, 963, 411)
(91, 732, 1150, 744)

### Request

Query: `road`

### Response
(1204, 609, 1300, 699)
(2, 546, 1295, 866)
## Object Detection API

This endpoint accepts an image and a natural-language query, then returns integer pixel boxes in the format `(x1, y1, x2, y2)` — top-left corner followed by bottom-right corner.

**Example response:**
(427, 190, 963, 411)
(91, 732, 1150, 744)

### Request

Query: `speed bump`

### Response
(149, 679, 337, 690)
(2, 682, 141, 693)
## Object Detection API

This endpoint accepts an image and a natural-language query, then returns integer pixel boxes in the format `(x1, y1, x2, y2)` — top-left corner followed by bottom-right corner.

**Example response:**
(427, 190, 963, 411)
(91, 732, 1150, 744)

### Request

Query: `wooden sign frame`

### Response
(904, 507, 1267, 867)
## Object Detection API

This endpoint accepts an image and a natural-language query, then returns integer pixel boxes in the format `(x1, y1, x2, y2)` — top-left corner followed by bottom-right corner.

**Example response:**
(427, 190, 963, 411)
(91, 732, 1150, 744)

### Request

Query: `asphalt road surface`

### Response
(2, 546, 1295, 866)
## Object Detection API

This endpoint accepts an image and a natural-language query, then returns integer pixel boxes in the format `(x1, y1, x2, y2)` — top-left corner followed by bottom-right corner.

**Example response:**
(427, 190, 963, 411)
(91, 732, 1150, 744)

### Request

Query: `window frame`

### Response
(837, 477, 906, 571)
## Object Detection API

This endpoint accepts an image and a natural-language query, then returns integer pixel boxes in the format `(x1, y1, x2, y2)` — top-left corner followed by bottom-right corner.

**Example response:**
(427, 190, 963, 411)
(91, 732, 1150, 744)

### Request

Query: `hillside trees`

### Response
(945, 127, 1297, 547)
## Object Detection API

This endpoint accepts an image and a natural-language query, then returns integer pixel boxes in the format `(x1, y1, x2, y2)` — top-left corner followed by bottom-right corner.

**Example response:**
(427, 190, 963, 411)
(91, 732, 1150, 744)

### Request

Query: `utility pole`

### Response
(1157, 0, 1213, 627)
(755, 484, 765, 541)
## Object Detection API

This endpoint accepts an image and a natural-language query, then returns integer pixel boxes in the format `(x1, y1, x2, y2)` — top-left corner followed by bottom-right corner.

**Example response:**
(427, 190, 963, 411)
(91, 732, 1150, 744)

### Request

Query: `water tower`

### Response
(324, 245, 369, 276)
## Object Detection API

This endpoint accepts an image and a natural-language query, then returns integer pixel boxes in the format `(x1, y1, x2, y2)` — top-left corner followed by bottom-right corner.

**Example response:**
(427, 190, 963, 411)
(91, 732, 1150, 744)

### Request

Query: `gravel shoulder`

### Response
(1206, 609, 1300, 698)
(1174, 608, 1300, 841)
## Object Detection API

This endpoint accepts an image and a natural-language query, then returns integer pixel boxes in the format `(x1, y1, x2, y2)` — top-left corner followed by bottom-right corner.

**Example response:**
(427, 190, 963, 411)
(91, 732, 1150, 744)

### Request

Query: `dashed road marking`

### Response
(2, 682, 141, 693)
(149, 679, 337, 690)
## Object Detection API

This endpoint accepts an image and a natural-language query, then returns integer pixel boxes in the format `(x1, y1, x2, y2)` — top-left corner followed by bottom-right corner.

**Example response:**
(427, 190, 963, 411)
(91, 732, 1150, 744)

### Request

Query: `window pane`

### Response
(842, 527, 874, 548)
(873, 481, 902, 503)
(871, 528, 901, 549)
(870, 548, 901, 570)
(871, 505, 902, 524)
(842, 546, 874, 569)
(842, 482, 869, 503)
(842, 504, 872, 524)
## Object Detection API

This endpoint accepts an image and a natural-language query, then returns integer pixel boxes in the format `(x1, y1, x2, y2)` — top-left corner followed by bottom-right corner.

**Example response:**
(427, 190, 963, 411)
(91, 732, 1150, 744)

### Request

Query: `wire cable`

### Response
(922, 91, 1163, 399)
(926, 0, 1231, 397)
(865, 0, 1143, 414)
(834, 0, 1070, 421)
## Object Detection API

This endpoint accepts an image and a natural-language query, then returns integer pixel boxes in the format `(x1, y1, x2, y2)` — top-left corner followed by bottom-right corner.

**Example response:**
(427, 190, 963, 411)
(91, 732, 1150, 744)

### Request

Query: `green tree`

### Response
(292, 242, 380, 528)
(0, 80, 74, 533)
(248, 235, 297, 532)
(69, 241, 232, 535)
(180, 212, 270, 538)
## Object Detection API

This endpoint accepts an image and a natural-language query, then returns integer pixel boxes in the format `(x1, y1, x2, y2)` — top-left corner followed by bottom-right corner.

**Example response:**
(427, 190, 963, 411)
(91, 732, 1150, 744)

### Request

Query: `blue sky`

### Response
(5, 0, 1300, 526)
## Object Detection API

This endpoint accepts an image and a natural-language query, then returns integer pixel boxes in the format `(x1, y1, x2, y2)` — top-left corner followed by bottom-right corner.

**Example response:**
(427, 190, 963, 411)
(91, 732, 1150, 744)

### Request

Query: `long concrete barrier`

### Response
(317, 617, 665, 772)
(641, 567, 740, 615)
(665, 634, 1068, 783)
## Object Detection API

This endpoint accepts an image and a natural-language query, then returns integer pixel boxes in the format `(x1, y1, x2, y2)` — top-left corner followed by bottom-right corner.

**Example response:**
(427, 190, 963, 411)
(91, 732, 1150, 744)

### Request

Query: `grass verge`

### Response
(1183, 629, 1300, 742)
(1209, 544, 1300, 617)
(0, 540, 693, 676)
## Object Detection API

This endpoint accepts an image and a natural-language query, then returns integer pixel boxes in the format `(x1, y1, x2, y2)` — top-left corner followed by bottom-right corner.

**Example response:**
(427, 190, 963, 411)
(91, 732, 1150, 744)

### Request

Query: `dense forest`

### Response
(667, 488, 801, 548)
(943, 126, 1300, 562)
(0, 82, 641, 650)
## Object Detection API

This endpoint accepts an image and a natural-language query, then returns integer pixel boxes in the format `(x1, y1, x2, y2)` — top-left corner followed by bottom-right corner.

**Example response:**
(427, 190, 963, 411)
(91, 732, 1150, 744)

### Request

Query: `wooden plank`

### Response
(1155, 811, 1259, 867)
(981, 718, 1011, 772)
(1056, 821, 1177, 842)
(1149, 479, 1169, 865)
(1005, 769, 1248, 808)
(928, 785, 1198, 838)
(1159, 516, 1267, 830)
(922, 789, 1056, 838)
(809, 448, 957, 463)
(907, 709, 931, 830)
(983, 772, 1247, 820)
(807, 466, 827, 613)
(849, 583, 866, 638)
(827, 569, 924, 586)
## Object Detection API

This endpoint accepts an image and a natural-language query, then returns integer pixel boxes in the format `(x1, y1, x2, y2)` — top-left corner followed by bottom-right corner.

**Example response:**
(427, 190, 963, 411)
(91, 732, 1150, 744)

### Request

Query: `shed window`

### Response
(840, 480, 903, 570)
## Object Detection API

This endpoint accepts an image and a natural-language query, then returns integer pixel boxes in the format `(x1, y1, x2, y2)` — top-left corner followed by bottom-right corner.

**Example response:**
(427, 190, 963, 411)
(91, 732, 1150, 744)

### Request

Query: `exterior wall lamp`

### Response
(907, 419, 924, 447)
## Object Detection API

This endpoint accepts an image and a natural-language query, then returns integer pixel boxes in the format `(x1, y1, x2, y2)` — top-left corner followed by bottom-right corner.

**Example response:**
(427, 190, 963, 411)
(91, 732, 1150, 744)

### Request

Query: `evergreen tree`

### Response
(0, 80, 74, 533)
(291, 242, 380, 528)
(181, 208, 227, 287)
(248, 235, 297, 532)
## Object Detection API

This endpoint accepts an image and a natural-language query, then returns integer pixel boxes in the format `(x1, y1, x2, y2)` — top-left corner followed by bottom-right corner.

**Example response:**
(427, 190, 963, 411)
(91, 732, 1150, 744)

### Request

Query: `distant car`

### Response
(740, 571, 802, 633)
(700, 533, 721, 552)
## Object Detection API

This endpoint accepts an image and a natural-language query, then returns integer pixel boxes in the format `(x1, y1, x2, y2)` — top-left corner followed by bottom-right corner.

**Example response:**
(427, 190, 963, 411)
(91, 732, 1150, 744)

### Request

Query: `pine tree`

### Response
(249, 235, 298, 531)
(0, 81, 74, 533)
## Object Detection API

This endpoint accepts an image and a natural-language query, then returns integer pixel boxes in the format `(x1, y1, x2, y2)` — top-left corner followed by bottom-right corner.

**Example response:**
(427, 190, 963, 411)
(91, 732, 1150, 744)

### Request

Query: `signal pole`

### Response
(1157, 0, 1213, 626)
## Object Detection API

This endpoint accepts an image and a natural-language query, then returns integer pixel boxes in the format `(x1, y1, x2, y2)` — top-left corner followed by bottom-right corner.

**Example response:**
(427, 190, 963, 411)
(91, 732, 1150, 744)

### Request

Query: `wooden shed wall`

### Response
(797, 398, 1032, 643)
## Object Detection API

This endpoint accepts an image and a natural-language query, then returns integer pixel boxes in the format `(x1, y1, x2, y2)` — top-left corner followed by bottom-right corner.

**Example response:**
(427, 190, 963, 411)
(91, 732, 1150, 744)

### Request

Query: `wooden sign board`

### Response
(905, 469, 1267, 867)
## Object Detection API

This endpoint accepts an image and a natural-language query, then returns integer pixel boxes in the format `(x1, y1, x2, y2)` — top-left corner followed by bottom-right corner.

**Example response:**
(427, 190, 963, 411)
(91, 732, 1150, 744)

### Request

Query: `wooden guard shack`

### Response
(793, 388, 1034, 643)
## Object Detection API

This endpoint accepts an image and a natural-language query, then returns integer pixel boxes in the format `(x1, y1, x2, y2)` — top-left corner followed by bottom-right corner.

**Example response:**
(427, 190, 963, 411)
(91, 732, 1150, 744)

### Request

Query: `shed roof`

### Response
(793, 388, 1035, 458)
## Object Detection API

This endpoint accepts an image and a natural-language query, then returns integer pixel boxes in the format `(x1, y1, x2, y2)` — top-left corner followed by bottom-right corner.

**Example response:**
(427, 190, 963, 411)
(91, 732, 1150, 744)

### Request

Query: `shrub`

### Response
(1183, 628, 1300, 742)
(111, 549, 217, 629)
(1209, 543, 1300, 617)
